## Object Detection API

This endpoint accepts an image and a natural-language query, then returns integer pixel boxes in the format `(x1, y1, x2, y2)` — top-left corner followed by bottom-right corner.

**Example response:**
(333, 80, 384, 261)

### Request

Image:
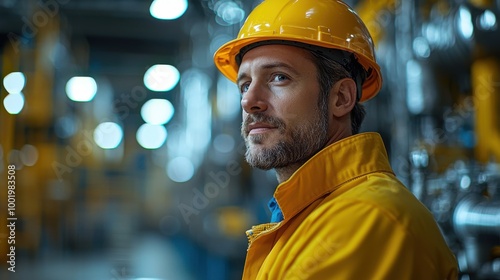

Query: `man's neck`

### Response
(274, 163, 303, 183)
(273, 128, 354, 183)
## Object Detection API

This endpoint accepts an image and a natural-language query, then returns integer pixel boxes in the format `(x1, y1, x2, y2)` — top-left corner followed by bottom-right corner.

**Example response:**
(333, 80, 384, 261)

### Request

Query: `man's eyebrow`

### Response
(261, 62, 297, 72)
(237, 62, 300, 84)
(236, 73, 249, 85)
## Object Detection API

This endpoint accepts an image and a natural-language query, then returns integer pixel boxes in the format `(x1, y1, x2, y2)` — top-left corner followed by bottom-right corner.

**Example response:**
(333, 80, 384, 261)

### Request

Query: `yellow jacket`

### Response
(242, 132, 458, 280)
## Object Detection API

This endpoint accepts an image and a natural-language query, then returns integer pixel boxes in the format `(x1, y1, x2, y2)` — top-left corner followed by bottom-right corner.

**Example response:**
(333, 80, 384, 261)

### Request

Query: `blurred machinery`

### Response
(1, 0, 500, 280)
(416, 158, 500, 279)
(357, 0, 500, 279)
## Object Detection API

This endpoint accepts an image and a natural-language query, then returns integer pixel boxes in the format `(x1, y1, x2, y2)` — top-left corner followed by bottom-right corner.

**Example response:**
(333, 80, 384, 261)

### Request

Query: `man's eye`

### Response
(272, 74, 288, 82)
(240, 83, 250, 93)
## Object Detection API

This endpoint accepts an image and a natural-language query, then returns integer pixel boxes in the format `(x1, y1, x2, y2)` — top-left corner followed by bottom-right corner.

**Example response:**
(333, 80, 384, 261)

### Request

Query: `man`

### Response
(214, 0, 459, 279)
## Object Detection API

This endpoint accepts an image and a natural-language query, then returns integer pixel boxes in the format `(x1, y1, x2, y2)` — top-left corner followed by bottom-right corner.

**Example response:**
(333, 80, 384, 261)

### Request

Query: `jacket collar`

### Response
(273, 132, 394, 222)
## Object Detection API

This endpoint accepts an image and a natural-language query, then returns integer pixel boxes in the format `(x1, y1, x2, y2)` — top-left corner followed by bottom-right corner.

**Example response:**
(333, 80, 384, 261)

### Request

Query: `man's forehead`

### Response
(237, 45, 313, 74)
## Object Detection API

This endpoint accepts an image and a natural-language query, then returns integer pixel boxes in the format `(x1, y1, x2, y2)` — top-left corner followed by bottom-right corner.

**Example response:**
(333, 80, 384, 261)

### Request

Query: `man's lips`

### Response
(247, 123, 277, 135)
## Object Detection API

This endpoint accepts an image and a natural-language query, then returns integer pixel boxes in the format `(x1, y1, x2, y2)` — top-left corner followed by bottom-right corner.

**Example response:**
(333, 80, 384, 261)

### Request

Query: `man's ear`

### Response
(329, 78, 357, 118)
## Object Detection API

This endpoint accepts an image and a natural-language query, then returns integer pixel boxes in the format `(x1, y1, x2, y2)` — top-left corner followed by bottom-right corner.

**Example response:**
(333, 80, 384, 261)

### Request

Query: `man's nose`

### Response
(240, 83, 268, 114)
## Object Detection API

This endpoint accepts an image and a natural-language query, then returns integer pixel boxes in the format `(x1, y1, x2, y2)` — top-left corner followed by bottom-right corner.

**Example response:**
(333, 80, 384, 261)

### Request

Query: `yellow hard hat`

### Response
(213, 0, 383, 102)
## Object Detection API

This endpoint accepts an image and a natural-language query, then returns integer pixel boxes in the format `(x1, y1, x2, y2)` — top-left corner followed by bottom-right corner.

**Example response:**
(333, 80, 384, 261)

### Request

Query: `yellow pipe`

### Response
(471, 58, 500, 163)
(0, 37, 20, 268)
(468, 0, 494, 8)
(26, 14, 58, 126)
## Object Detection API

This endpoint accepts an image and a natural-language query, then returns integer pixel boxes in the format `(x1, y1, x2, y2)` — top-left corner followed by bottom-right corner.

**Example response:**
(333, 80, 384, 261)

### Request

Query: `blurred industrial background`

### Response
(0, 0, 499, 279)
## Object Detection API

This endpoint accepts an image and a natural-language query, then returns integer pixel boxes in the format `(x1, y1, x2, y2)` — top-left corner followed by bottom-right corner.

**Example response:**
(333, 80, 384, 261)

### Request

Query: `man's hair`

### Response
(309, 50, 366, 134)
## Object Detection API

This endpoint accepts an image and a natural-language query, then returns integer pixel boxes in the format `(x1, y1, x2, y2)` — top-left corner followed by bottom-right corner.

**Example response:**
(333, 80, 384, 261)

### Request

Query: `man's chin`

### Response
(245, 141, 275, 154)
(246, 134, 266, 145)
(245, 159, 275, 171)
(244, 147, 280, 170)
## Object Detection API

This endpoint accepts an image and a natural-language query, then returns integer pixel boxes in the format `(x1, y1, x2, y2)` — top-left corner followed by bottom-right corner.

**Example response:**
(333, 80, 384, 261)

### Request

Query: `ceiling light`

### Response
(457, 6, 474, 39)
(136, 123, 167, 149)
(150, 0, 188, 20)
(478, 10, 497, 31)
(3, 72, 26, 94)
(94, 122, 123, 149)
(3, 93, 25, 114)
(66, 76, 98, 102)
(141, 98, 175, 125)
(144, 64, 180, 92)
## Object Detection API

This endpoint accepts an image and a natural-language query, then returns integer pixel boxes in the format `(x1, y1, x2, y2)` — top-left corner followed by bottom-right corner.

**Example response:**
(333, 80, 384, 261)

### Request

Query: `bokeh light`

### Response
(3, 72, 26, 94)
(150, 0, 188, 20)
(3, 92, 25, 114)
(20, 144, 39, 166)
(136, 124, 167, 149)
(94, 122, 123, 149)
(214, 1, 245, 26)
(167, 156, 194, 182)
(458, 6, 474, 39)
(213, 134, 235, 153)
(144, 64, 180, 92)
(66, 76, 98, 102)
(141, 99, 175, 125)
(479, 10, 497, 30)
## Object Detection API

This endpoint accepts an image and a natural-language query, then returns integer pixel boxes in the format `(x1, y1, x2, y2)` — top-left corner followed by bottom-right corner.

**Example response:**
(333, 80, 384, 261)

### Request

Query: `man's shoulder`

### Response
(309, 172, 434, 229)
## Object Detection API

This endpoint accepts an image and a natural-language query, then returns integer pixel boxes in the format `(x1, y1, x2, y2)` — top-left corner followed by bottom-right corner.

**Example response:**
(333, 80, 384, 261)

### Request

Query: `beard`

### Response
(241, 102, 329, 170)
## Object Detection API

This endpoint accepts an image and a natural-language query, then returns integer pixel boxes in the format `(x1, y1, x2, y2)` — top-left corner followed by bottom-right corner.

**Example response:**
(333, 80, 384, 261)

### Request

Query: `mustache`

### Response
(242, 113, 286, 134)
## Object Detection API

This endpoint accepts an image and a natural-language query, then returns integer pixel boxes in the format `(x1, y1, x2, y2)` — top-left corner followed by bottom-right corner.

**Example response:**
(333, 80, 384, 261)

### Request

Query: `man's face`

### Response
(237, 44, 330, 170)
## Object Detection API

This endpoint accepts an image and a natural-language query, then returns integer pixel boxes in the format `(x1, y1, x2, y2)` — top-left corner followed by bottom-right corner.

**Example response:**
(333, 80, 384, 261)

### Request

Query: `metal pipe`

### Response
(453, 193, 500, 272)
(453, 193, 500, 238)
